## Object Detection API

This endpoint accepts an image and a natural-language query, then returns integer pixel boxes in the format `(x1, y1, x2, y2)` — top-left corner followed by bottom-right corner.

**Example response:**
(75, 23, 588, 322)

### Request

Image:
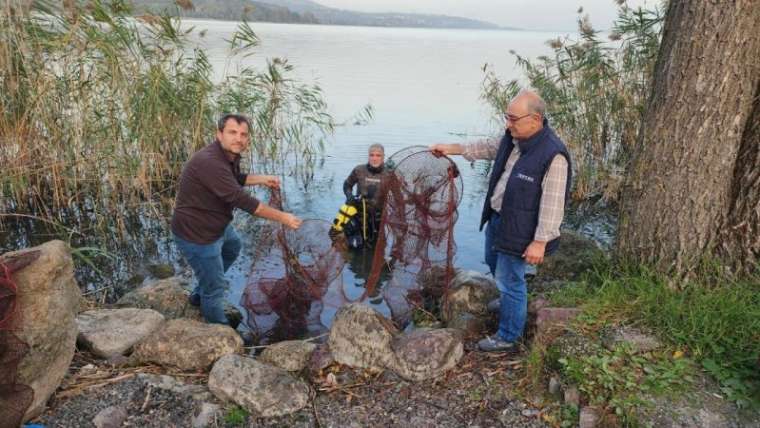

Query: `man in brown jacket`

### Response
(171, 114, 302, 325)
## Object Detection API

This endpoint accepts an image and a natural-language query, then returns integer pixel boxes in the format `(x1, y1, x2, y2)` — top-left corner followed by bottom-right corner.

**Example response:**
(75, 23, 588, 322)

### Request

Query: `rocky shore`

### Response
(3, 234, 756, 428)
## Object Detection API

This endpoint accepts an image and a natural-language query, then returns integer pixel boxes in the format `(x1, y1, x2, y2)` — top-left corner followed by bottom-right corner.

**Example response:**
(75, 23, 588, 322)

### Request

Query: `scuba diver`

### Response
(332, 144, 393, 250)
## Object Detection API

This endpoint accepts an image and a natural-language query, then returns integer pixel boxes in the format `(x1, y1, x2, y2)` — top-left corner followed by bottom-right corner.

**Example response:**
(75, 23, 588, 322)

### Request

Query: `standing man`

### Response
(342, 143, 393, 245)
(172, 114, 302, 326)
(431, 89, 571, 353)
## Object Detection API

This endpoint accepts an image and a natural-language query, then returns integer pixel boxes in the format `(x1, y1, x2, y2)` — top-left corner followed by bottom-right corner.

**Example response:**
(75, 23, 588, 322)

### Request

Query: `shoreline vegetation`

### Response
(2, 0, 759, 426)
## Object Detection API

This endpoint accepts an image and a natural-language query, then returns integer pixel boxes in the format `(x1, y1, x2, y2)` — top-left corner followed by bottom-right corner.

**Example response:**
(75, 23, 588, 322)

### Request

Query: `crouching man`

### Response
(171, 114, 302, 326)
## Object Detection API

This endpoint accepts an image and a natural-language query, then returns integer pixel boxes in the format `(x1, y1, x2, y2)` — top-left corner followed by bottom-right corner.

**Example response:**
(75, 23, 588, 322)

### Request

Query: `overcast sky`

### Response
(314, 0, 656, 31)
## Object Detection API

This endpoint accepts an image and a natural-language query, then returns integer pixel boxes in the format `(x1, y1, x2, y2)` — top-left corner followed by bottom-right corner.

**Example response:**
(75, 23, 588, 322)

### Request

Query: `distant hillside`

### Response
(131, 0, 514, 30)
(256, 0, 505, 29)
(131, 0, 319, 24)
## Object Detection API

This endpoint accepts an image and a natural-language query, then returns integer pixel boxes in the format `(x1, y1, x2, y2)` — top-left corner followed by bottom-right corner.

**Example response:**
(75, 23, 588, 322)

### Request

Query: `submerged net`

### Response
(241, 148, 462, 342)
(0, 251, 39, 428)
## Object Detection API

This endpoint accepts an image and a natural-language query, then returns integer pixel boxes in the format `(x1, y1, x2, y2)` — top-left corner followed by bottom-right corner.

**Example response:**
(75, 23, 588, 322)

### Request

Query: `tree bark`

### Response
(719, 81, 760, 275)
(617, 1, 760, 278)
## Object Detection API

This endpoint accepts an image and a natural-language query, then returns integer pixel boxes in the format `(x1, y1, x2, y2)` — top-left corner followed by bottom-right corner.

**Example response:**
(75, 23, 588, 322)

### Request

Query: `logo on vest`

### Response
(516, 173, 536, 183)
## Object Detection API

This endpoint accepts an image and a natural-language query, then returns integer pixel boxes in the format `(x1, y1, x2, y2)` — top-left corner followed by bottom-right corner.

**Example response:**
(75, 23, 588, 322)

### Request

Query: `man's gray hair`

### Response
(518, 88, 546, 118)
(368, 143, 385, 154)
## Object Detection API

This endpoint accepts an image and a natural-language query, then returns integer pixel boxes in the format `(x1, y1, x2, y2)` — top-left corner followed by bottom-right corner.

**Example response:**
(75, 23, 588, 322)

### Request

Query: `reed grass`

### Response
(0, 0, 334, 239)
(481, 2, 664, 203)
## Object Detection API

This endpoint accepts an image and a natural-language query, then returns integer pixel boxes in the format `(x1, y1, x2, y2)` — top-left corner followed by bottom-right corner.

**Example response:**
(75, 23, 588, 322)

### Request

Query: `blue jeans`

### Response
(485, 213, 528, 343)
(173, 225, 242, 325)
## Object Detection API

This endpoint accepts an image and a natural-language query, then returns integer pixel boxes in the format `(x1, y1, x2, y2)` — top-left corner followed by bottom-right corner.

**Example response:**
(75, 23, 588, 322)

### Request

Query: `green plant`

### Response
(559, 344, 693, 422)
(547, 261, 760, 410)
(224, 405, 249, 426)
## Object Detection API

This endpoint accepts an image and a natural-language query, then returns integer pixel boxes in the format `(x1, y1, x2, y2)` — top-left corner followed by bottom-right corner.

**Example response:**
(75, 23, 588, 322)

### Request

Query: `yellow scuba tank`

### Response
(332, 203, 358, 233)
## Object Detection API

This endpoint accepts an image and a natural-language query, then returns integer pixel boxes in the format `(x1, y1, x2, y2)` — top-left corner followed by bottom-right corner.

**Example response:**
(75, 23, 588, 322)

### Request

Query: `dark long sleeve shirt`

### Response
(171, 140, 260, 244)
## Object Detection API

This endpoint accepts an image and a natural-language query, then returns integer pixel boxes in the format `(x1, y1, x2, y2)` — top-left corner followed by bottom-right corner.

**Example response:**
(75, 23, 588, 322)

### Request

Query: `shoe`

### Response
(487, 298, 500, 313)
(238, 330, 255, 348)
(477, 334, 520, 353)
(188, 293, 201, 307)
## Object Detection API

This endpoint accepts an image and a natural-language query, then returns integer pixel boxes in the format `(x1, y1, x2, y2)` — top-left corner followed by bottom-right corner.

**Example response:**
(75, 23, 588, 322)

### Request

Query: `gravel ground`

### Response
(34, 344, 550, 428)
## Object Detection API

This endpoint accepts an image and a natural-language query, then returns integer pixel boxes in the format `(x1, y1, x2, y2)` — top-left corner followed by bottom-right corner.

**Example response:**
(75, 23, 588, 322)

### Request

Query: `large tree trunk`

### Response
(617, 1, 760, 278)
(719, 81, 760, 275)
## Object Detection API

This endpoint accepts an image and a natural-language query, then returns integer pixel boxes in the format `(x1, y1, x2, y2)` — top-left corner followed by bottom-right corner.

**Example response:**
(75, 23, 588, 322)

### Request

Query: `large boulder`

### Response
(5, 241, 81, 422)
(441, 270, 498, 323)
(132, 318, 242, 371)
(259, 340, 317, 372)
(76, 308, 165, 357)
(115, 277, 242, 328)
(328, 303, 398, 370)
(208, 354, 310, 417)
(115, 277, 194, 319)
(389, 328, 464, 381)
(536, 231, 604, 281)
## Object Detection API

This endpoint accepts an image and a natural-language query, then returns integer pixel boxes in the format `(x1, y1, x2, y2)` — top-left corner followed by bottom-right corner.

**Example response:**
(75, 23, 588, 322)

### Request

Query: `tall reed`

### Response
(481, 3, 663, 203)
(0, 0, 334, 239)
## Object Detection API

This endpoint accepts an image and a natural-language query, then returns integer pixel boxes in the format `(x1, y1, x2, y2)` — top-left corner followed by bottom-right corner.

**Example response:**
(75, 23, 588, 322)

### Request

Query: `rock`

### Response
(528, 297, 550, 315)
(441, 270, 498, 322)
(601, 326, 662, 354)
(132, 319, 242, 371)
(105, 354, 132, 368)
(137, 373, 213, 401)
(536, 307, 582, 336)
(192, 402, 220, 428)
(208, 354, 310, 417)
(6, 241, 81, 422)
(521, 408, 540, 418)
(389, 328, 464, 382)
(564, 386, 580, 407)
(445, 312, 486, 338)
(115, 277, 194, 319)
(579, 406, 600, 428)
(92, 405, 127, 428)
(307, 344, 335, 379)
(328, 303, 398, 370)
(76, 308, 165, 357)
(115, 277, 242, 328)
(147, 263, 175, 279)
(537, 231, 604, 281)
(259, 340, 317, 372)
(548, 377, 561, 398)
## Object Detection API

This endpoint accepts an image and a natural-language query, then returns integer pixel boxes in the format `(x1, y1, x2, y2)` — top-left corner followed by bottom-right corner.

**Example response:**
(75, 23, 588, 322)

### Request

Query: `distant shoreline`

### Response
(179, 16, 525, 32)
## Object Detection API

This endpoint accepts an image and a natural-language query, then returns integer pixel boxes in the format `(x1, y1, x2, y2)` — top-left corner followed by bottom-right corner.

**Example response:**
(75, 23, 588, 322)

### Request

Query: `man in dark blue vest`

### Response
(431, 89, 572, 353)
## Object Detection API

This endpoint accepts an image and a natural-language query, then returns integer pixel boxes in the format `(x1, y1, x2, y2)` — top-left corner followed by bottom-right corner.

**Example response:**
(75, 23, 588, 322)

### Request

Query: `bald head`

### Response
(512, 89, 546, 118)
(505, 89, 546, 140)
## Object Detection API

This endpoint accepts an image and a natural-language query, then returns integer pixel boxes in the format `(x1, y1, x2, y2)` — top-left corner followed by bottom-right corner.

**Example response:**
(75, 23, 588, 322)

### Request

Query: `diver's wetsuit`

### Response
(342, 163, 392, 242)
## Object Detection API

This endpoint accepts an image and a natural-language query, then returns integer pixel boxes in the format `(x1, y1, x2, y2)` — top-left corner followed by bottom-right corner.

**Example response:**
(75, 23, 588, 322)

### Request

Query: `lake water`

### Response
(180, 21, 567, 334)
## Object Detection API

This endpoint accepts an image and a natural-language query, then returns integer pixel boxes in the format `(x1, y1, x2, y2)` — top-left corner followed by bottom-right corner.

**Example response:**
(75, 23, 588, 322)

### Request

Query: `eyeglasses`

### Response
(504, 113, 532, 123)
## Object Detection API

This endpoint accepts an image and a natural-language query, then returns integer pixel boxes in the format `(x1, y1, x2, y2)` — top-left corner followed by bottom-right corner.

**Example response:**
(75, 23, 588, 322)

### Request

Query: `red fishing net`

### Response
(241, 148, 462, 343)
(0, 251, 39, 428)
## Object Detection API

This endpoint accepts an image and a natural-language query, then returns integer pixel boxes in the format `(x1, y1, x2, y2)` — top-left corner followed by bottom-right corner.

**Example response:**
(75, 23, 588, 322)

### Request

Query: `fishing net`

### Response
(241, 147, 462, 342)
(0, 251, 39, 428)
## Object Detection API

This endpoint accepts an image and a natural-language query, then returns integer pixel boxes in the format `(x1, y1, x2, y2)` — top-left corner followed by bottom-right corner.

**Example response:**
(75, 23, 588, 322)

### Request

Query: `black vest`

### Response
(479, 120, 572, 257)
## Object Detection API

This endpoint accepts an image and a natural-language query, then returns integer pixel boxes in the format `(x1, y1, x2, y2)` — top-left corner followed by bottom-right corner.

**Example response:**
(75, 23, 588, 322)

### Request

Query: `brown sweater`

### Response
(171, 141, 260, 244)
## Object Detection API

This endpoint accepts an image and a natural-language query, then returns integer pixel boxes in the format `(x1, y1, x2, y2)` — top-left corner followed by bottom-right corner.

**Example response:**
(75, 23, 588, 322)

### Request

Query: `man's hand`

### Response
(429, 144, 464, 157)
(259, 175, 280, 189)
(523, 240, 547, 265)
(281, 213, 303, 230)
(246, 174, 280, 189)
